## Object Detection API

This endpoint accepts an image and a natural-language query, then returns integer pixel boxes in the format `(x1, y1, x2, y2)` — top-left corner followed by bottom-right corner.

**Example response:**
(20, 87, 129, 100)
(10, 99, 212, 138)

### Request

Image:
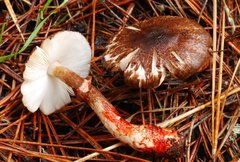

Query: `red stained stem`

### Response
(54, 65, 185, 157)
(75, 82, 185, 157)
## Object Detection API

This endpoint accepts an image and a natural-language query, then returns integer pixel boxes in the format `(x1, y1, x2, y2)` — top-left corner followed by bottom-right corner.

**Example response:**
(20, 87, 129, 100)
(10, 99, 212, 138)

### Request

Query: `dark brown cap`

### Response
(104, 16, 212, 88)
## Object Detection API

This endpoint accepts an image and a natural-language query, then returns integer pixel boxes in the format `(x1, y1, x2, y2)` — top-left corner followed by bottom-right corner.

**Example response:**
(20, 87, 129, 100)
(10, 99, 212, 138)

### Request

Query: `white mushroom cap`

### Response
(21, 31, 91, 115)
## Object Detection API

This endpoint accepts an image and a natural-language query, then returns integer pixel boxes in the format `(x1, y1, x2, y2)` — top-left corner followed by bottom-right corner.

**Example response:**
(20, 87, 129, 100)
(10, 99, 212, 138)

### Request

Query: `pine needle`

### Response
(3, 0, 25, 42)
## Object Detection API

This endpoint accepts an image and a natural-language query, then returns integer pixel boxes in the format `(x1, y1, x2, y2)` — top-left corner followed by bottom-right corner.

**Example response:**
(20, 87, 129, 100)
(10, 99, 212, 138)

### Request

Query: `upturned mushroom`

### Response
(104, 16, 212, 88)
(21, 31, 92, 115)
(21, 30, 184, 157)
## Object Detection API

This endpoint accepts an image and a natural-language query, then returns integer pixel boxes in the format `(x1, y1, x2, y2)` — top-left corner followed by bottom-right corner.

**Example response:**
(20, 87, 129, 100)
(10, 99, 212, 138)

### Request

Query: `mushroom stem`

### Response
(51, 65, 184, 157)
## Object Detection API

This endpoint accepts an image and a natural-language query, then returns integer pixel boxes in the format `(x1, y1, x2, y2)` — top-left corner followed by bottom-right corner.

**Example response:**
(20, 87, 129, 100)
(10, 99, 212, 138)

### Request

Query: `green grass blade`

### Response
(40, 0, 53, 20)
(0, 0, 68, 63)
(0, 53, 17, 62)
(0, 13, 53, 63)
(18, 13, 53, 54)
(0, 22, 6, 44)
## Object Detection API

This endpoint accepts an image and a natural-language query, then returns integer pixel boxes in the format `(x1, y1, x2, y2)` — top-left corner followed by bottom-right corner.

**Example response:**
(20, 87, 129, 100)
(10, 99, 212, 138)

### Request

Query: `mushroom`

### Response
(104, 16, 212, 88)
(21, 30, 184, 157)
(21, 31, 92, 115)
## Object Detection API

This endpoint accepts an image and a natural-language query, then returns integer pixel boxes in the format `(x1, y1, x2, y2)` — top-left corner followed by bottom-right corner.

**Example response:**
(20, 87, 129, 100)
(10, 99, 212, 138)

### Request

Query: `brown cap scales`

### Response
(104, 16, 212, 88)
